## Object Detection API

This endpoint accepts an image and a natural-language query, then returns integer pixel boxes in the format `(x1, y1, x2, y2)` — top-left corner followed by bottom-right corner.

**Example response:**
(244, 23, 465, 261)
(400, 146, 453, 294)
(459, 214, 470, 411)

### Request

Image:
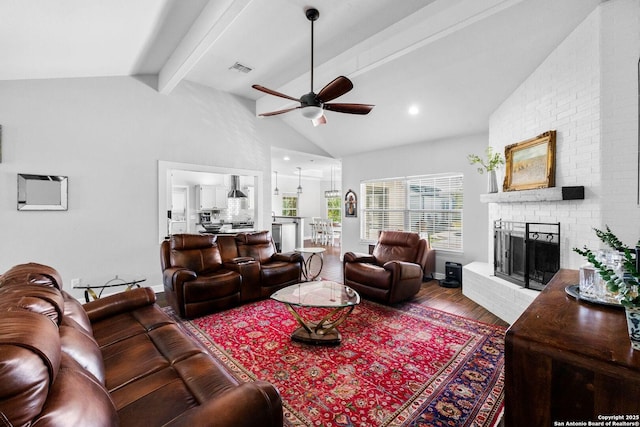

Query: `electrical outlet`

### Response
(70, 278, 81, 287)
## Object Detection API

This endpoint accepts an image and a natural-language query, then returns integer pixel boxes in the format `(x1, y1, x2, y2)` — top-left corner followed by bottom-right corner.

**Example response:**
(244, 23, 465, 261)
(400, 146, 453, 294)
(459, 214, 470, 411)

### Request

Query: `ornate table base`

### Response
(285, 304, 355, 345)
(271, 281, 360, 346)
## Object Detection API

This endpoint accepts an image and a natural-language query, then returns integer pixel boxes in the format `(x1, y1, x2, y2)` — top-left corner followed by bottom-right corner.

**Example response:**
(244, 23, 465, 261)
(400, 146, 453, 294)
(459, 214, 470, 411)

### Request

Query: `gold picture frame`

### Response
(503, 130, 556, 192)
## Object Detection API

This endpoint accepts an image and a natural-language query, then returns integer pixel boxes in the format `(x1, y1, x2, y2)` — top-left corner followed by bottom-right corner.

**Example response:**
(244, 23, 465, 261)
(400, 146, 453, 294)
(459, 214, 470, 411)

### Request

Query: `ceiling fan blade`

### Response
(312, 114, 327, 127)
(252, 85, 300, 102)
(258, 106, 301, 117)
(323, 103, 374, 115)
(317, 76, 353, 103)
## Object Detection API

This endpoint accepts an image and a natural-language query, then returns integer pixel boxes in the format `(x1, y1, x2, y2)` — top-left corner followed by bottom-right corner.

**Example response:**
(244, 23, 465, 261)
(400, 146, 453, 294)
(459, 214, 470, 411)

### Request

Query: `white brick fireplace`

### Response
(463, 0, 640, 324)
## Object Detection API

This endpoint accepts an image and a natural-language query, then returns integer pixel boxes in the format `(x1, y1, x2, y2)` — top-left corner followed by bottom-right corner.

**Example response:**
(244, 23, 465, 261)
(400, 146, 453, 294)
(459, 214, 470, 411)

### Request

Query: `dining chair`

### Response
(311, 217, 322, 244)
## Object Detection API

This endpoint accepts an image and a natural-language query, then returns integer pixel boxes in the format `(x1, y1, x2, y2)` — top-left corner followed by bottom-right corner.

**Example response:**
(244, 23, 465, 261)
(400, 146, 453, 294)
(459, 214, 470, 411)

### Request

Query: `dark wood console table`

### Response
(505, 269, 640, 426)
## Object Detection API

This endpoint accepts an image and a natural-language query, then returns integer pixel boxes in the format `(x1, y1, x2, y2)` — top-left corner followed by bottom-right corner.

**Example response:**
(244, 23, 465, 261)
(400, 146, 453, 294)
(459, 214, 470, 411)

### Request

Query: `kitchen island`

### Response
(198, 220, 254, 235)
(272, 216, 305, 251)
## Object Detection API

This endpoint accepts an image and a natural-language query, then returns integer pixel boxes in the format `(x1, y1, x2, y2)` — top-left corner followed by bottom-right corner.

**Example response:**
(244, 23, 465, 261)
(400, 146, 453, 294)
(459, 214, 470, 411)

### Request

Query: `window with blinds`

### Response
(360, 174, 463, 251)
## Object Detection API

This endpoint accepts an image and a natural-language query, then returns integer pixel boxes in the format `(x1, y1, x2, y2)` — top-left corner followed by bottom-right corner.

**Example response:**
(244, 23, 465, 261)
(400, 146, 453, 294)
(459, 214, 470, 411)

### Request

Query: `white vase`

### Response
(625, 306, 640, 350)
(487, 170, 498, 193)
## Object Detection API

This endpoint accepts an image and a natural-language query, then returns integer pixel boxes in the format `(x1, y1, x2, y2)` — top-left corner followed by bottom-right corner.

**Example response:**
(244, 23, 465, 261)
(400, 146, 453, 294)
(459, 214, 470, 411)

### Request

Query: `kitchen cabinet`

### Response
(170, 220, 187, 234)
(214, 186, 227, 208)
(195, 185, 227, 211)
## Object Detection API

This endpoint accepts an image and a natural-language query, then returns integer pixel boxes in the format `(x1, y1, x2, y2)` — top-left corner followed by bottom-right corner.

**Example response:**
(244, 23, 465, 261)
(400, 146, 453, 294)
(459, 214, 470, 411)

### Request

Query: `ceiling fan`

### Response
(252, 7, 374, 126)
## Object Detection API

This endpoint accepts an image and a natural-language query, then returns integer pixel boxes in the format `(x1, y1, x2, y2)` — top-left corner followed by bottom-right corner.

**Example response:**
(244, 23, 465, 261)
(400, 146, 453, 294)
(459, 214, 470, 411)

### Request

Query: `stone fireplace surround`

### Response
(463, 188, 582, 324)
(461, 0, 639, 324)
(464, 185, 595, 324)
(463, 262, 538, 325)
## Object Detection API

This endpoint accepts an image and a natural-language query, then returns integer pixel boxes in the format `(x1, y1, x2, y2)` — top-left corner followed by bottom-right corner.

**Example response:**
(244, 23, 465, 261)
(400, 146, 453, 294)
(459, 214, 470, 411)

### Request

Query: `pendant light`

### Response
(324, 166, 340, 198)
(296, 167, 303, 194)
(273, 171, 279, 195)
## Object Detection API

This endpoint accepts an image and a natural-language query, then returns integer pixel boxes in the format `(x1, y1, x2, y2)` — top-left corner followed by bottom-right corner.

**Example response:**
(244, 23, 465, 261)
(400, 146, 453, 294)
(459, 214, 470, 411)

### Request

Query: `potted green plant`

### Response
(467, 146, 504, 193)
(573, 226, 640, 349)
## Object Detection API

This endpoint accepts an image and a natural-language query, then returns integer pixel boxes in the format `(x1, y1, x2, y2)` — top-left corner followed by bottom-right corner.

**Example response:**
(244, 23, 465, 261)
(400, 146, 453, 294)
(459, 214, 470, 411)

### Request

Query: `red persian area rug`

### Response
(166, 298, 505, 427)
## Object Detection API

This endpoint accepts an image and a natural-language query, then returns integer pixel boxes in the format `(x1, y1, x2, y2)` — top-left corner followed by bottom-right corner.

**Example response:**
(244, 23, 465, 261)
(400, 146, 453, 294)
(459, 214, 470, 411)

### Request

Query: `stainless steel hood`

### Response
(227, 175, 247, 198)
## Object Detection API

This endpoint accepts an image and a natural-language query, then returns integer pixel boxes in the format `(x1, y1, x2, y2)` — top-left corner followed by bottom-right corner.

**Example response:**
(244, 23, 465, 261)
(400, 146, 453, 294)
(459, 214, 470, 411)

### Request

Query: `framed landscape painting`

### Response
(503, 130, 556, 192)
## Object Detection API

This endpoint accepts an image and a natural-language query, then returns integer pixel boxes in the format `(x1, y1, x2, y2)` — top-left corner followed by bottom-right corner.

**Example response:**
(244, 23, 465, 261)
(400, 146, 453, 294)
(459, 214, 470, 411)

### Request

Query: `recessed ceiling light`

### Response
(408, 105, 420, 116)
(283, 156, 290, 161)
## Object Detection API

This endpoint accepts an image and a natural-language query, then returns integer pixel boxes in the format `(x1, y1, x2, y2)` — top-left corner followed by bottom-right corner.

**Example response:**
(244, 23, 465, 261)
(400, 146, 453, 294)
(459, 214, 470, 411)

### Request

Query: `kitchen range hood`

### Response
(227, 175, 247, 198)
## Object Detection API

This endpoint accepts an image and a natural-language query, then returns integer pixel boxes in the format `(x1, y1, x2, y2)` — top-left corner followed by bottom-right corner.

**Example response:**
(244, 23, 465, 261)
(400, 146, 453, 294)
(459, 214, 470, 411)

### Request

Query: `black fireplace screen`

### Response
(494, 221, 560, 291)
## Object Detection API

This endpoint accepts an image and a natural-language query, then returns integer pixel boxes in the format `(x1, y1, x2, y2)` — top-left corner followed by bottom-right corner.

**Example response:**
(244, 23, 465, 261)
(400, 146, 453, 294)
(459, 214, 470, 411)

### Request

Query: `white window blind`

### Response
(360, 173, 463, 251)
(361, 179, 406, 240)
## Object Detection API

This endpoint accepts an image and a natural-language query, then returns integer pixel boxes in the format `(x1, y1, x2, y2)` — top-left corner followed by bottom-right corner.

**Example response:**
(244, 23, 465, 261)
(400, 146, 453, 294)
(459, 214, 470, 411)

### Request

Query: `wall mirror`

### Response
(17, 174, 68, 211)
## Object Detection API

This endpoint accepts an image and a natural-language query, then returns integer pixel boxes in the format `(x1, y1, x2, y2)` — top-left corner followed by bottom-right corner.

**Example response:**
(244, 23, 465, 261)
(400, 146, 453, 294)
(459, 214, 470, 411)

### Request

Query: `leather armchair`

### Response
(343, 231, 432, 304)
(221, 231, 302, 298)
(161, 234, 244, 319)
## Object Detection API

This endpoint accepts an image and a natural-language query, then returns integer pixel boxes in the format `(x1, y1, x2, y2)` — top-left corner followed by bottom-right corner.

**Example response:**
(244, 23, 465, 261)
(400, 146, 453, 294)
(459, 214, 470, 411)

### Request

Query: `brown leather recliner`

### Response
(161, 233, 246, 319)
(343, 231, 433, 304)
(218, 231, 303, 298)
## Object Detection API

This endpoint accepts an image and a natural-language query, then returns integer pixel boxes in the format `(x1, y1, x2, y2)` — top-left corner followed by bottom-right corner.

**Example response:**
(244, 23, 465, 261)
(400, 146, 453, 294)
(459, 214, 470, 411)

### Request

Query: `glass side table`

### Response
(73, 275, 147, 302)
(294, 247, 326, 281)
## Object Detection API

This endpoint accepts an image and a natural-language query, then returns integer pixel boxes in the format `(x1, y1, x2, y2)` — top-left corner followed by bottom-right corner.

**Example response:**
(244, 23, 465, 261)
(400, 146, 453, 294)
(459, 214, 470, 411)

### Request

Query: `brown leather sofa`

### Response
(161, 231, 302, 319)
(0, 262, 283, 427)
(161, 233, 244, 319)
(217, 230, 303, 298)
(343, 230, 435, 304)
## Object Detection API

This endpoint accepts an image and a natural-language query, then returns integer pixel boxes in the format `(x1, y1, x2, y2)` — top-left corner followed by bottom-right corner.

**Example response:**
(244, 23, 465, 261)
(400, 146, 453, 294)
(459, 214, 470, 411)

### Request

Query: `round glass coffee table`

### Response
(271, 280, 360, 345)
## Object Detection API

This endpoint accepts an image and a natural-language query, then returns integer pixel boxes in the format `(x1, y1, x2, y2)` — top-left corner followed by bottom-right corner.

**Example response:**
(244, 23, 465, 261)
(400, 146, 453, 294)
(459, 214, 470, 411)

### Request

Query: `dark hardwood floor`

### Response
(158, 239, 508, 327)
(304, 240, 508, 327)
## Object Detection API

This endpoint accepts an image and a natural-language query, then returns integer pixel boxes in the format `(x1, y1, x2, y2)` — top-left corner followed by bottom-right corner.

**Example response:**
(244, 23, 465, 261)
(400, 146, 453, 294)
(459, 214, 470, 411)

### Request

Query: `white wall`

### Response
(0, 76, 321, 297)
(341, 133, 490, 274)
(488, 0, 640, 269)
(600, 0, 640, 240)
(271, 174, 322, 220)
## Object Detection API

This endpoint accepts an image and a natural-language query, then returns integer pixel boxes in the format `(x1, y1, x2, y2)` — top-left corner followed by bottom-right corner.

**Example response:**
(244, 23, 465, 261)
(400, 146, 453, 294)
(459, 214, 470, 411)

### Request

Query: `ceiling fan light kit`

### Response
(252, 8, 374, 126)
(301, 106, 323, 120)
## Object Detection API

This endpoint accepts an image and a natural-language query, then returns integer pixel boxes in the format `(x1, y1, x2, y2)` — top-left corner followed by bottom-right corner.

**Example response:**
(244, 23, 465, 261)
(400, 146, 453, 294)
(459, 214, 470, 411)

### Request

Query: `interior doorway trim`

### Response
(158, 160, 264, 243)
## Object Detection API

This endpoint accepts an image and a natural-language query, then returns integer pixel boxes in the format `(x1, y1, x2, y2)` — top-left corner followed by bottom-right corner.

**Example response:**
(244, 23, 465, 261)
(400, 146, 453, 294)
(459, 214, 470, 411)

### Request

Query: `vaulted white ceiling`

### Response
(0, 0, 602, 172)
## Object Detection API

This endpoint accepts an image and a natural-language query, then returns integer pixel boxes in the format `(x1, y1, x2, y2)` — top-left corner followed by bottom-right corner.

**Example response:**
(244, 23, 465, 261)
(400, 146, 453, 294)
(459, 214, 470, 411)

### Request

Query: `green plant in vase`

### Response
(574, 226, 640, 350)
(467, 146, 504, 193)
(467, 146, 504, 174)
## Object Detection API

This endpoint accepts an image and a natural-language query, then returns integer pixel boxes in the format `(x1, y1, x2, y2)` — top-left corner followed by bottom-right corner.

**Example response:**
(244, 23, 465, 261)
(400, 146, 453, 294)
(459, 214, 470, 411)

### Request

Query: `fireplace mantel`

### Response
(480, 186, 584, 204)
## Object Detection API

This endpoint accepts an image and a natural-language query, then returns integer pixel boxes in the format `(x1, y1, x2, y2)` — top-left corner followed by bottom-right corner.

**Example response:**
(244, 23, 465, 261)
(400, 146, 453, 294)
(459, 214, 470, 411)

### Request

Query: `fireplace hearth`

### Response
(494, 220, 560, 291)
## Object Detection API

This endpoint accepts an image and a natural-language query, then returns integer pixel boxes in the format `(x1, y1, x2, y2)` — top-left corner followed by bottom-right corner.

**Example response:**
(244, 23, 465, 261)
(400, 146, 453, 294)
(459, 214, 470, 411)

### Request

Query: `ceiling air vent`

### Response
(229, 62, 253, 74)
